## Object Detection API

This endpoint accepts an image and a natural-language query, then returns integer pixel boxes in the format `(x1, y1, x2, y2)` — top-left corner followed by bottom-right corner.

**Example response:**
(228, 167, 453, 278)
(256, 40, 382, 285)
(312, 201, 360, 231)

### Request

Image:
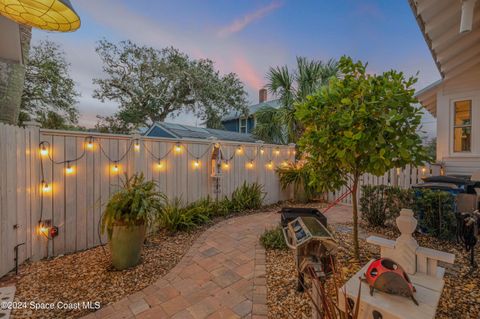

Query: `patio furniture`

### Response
(338, 209, 455, 319)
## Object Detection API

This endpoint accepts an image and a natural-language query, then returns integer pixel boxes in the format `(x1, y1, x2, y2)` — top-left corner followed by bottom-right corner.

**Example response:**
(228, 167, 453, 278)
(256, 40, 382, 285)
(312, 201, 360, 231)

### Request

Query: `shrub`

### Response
(158, 183, 266, 232)
(414, 189, 456, 240)
(158, 198, 198, 232)
(224, 182, 265, 213)
(260, 226, 287, 250)
(360, 185, 414, 227)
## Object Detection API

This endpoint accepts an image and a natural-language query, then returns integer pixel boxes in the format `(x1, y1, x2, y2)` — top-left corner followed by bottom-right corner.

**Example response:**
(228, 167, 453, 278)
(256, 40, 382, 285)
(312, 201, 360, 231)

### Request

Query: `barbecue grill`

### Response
(282, 214, 337, 291)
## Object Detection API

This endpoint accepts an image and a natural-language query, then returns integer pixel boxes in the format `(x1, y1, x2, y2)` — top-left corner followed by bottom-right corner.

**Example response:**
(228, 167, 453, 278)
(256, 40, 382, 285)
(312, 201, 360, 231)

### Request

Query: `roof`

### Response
(409, 0, 480, 115)
(222, 99, 282, 121)
(144, 122, 260, 143)
(413, 79, 442, 117)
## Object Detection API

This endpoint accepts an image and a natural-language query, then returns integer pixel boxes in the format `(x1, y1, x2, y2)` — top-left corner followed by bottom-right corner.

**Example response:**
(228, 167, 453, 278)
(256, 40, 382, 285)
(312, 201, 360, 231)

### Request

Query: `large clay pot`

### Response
(108, 221, 146, 270)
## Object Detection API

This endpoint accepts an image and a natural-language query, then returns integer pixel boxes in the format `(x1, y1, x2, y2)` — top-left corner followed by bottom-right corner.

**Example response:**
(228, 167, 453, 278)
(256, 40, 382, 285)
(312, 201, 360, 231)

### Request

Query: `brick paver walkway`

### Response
(83, 205, 352, 319)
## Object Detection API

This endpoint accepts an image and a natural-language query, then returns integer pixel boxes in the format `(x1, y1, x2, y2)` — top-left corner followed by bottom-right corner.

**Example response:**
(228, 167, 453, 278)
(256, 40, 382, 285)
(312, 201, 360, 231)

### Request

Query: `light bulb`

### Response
(194, 159, 200, 168)
(134, 140, 140, 151)
(248, 160, 254, 168)
(175, 143, 182, 153)
(260, 146, 264, 155)
(267, 161, 273, 169)
(157, 161, 164, 169)
(112, 163, 119, 173)
(275, 148, 280, 155)
(237, 146, 243, 154)
(223, 161, 230, 169)
(65, 162, 74, 175)
(40, 144, 48, 156)
(86, 138, 94, 150)
(42, 181, 51, 193)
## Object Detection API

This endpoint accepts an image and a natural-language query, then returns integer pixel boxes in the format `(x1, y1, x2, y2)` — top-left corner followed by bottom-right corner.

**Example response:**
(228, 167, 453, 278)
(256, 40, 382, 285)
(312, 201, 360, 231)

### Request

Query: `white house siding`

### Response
(435, 64, 480, 176)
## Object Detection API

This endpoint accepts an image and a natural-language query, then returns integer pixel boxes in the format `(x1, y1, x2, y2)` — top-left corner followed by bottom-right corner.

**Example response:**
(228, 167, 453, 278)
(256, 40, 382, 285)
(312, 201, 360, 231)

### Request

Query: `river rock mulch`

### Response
(4, 229, 201, 319)
(266, 223, 480, 319)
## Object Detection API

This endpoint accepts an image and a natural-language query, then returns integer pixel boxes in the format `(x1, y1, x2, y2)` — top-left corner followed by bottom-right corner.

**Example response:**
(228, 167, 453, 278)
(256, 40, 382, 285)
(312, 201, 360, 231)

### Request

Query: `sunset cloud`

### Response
(217, 1, 283, 38)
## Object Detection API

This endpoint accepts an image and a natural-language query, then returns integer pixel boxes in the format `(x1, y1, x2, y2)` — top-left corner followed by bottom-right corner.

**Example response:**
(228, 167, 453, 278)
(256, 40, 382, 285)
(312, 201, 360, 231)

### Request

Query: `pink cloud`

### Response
(232, 54, 264, 90)
(217, 1, 283, 38)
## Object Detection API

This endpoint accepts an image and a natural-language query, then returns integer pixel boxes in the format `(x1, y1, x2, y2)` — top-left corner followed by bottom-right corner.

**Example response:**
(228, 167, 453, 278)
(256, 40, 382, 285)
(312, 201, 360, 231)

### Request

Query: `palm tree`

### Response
(253, 57, 339, 143)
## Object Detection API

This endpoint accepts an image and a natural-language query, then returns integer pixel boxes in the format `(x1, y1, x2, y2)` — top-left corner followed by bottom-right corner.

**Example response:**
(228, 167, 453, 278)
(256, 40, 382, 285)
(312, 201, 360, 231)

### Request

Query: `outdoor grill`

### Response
(281, 213, 338, 291)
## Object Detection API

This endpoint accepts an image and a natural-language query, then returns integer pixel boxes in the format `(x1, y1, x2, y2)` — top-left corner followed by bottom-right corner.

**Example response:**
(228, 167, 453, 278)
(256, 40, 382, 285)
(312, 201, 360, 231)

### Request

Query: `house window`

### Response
(453, 100, 472, 152)
(240, 118, 247, 133)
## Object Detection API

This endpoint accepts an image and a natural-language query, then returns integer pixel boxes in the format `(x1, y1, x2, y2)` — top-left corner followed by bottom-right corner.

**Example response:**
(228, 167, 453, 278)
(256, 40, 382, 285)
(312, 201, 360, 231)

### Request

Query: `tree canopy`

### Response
(296, 56, 431, 258)
(20, 40, 80, 128)
(253, 57, 339, 144)
(93, 40, 248, 133)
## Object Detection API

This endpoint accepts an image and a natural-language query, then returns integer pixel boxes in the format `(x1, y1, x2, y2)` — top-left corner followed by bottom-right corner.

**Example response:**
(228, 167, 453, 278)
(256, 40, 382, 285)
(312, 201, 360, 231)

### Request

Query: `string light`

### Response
(421, 167, 427, 175)
(193, 159, 200, 169)
(267, 161, 273, 169)
(41, 180, 51, 193)
(65, 162, 74, 175)
(260, 146, 264, 155)
(223, 160, 230, 169)
(112, 162, 119, 173)
(86, 137, 94, 150)
(134, 140, 140, 151)
(175, 142, 182, 153)
(247, 160, 254, 169)
(237, 145, 243, 154)
(275, 147, 280, 155)
(40, 143, 48, 156)
(157, 160, 164, 169)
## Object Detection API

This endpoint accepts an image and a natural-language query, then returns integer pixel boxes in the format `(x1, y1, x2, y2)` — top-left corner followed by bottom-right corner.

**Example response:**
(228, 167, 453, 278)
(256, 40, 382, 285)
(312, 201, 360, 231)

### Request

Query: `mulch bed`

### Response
(5, 229, 200, 319)
(0, 202, 290, 319)
(266, 223, 480, 319)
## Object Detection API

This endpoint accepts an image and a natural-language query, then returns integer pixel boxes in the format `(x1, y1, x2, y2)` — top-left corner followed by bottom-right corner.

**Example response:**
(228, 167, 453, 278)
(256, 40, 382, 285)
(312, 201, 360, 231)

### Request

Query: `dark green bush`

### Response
(414, 189, 456, 240)
(360, 185, 414, 227)
(223, 182, 265, 213)
(158, 183, 266, 232)
(260, 226, 287, 250)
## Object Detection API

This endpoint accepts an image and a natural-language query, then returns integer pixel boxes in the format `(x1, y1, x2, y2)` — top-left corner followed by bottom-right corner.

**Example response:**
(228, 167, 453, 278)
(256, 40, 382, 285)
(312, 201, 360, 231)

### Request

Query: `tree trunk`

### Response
(352, 176, 360, 260)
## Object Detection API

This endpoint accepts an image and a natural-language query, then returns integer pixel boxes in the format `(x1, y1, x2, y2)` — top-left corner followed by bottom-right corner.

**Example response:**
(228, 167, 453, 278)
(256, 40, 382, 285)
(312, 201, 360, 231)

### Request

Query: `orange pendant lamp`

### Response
(0, 0, 80, 32)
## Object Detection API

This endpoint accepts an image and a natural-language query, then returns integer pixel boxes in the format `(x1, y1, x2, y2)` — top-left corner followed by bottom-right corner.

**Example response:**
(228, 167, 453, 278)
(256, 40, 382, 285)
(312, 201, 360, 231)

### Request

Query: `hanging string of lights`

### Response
(38, 136, 294, 189)
(36, 135, 294, 239)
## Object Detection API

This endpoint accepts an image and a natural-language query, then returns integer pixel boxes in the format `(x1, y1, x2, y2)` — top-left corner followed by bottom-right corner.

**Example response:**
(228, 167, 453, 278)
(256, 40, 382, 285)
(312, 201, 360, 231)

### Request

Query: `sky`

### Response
(32, 0, 439, 138)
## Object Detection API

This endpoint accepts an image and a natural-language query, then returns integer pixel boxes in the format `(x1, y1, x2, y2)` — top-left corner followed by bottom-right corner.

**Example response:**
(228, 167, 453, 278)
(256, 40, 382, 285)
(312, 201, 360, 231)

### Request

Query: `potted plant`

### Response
(101, 173, 165, 270)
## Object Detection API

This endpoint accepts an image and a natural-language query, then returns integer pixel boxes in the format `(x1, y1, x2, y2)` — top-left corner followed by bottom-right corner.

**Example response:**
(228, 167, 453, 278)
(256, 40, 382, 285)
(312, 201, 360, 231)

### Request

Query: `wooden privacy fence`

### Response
(328, 163, 443, 205)
(0, 122, 294, 278)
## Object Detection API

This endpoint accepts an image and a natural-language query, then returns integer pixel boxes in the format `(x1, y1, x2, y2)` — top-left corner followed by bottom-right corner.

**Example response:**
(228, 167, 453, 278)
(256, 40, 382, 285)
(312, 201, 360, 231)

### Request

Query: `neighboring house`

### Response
(410, 0, 480, 176)
(221, 88, 281, 134)
(144, 121, 260, 143)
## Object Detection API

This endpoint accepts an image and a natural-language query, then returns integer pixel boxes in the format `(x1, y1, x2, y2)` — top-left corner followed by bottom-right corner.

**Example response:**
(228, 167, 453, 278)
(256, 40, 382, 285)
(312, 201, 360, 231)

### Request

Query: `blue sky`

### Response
(33, 0, 439, 137)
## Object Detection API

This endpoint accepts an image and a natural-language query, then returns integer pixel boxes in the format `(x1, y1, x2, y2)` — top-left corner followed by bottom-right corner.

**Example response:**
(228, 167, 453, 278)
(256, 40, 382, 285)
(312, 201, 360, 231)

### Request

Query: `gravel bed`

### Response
(6, 229, 201, 319)
(266, 223, 480, 319)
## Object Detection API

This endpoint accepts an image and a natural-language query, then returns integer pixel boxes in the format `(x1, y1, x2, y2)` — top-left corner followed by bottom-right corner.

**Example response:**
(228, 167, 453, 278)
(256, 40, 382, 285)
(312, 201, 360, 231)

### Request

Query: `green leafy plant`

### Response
(260, 226, 287, 250)
(296, 56, 431, 258)
(277, 162, 316, 202)
(224, 182, 265, 212)
(360, 185, 414, 227)
(101, 173, 165, 234)
(158, 198, 198, 232)
(414, 189, 456, 240)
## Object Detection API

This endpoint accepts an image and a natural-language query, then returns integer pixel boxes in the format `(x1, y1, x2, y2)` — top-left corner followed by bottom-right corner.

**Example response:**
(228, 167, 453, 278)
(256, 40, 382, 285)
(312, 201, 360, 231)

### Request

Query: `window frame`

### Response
(239, 117, 247, 134)
(452, 99, 473, 153)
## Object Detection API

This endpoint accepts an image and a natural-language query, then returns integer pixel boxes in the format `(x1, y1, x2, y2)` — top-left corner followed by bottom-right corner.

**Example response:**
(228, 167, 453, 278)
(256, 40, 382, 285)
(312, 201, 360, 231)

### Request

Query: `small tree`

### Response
(296, 57, 431, 259)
